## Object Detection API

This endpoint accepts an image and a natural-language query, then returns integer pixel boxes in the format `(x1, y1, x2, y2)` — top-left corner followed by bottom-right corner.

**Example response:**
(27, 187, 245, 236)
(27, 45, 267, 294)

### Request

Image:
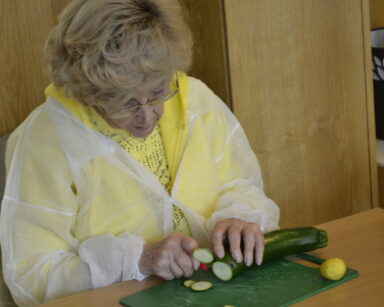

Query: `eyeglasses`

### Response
(104, 77, 180, 120)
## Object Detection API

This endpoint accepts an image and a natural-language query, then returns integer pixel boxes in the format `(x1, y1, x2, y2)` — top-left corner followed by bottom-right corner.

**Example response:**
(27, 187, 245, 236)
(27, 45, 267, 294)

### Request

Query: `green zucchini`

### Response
(182, 280, 196, 288)
(263, 226, 328, 262)
(190, 281, 213, 291)
(192, 248, 215, 264)
(211, 226, 328, 281)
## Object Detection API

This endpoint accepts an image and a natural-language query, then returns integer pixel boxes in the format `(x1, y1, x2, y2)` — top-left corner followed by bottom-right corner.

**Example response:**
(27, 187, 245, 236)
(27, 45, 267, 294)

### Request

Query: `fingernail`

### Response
(257, 257, 263, 266)
(236, 253, 242, 263)
(193, 260, 200, 270)
(245, 257, 251, 267)
(217, 250, 224, 258)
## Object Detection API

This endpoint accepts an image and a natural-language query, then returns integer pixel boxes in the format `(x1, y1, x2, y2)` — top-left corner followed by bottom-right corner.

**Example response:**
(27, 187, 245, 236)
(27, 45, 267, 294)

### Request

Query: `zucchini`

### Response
(211, 226, 328, 281)
(190, 281, 213, 291)
(183, 280, 196, 288)
(193, 248, 215, 264)
(263, 226, 328, 262)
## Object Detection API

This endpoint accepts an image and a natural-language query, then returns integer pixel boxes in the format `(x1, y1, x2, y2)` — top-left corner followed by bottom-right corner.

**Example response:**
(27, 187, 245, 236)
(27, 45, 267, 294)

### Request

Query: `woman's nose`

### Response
(135, 104, 153, 122)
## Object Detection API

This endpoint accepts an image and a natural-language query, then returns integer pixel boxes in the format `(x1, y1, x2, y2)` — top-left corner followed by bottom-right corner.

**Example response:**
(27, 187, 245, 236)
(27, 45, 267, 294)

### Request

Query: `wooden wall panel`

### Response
(180, 0, 231, 106)
(0, 0, 72, 136)
(224, 0, 376, 227)
(362, 0, 379, 210)
(370, 0, 384, 211)
(370, 0, 384, 28)
(378, 166, 384, 208)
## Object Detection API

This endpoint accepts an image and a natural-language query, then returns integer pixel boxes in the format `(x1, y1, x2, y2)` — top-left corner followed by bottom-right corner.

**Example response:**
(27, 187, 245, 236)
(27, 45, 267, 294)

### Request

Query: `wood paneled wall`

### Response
(371, 0, 384, 209)
(378, 166, 384, 208)
(224, 0, 377, 227)
(0, 0, 72, 136)
(370, 0, 384, 28)
(180, 0, 230, 105)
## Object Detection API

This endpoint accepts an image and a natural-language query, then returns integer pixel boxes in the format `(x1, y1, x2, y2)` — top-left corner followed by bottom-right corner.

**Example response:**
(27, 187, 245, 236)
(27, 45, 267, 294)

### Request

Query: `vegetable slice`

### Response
(212, 261, 233, 281)
(183, 280, 196, 288)
(193, 248, 215, 264)
(190, 281, 213, 291)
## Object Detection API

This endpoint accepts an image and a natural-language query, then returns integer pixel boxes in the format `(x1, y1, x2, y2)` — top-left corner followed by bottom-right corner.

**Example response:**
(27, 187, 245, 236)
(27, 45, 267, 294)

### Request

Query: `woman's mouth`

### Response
(135, 125, 152, 131)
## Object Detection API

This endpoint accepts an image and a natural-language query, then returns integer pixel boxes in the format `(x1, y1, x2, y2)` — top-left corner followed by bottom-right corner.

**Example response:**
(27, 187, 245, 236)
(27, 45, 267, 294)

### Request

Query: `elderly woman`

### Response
(0, 0, 279, 306)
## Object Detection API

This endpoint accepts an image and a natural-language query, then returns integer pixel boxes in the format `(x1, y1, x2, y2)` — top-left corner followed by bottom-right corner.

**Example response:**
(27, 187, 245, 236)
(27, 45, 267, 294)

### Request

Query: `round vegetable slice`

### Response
(212, 261, 234, 281)
(192, 248, 215, 264)
(183, 280, 196, 288)
(190, 281, 213, 291)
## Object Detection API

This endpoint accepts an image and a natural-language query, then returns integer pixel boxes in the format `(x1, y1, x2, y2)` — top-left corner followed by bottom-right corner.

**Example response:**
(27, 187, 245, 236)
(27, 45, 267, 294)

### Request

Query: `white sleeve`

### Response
(79, 232, 147, 288)
(203, 96, 280, 234)
(0, 124, 147, 306)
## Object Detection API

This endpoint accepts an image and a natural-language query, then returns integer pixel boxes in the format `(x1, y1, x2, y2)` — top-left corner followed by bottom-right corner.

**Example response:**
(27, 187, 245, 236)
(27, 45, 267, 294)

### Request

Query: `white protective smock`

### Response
(0, 74, 279, 306)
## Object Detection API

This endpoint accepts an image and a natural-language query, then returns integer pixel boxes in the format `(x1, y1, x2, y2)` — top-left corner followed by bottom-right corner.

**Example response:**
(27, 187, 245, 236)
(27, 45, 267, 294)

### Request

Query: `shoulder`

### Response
(6, 99, 94, 165)
(184, 75, 239, 130)
(6, 104, 46, 155)
(185, 76, 225, 108)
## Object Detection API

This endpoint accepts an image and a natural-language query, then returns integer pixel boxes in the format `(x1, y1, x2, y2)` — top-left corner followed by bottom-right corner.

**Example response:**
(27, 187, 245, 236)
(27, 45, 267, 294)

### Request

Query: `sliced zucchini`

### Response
(212, 261, 234, 281)
(183, 279, 195, 288)
(190, 281, 213, 291)
(192, 248, 215, 264)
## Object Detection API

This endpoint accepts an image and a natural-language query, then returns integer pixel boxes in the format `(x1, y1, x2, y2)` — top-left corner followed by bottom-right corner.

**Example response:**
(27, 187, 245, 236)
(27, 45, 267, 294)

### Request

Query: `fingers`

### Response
(180, 236, 199, 272)
(211, 223, 227, 258)
(210, 218, 265, 266)
(228, 225, 242, 263)
(181, 236, 198, 255)
(254, 232, 265, 265)
(160, 252, 195, 280)
(169, 256, 184, 279)
(212, 219, 244, 262)
(242, 228, 256, 266)
(161, 261, 177, 280)
(242, 226, 264, 266)
(140, 233, 198, 280)
(175, 251, 195, 277)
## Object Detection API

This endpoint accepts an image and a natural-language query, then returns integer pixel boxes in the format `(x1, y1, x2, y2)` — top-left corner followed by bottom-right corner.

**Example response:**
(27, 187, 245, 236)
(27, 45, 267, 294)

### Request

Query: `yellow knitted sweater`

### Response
(86, 109, 191, 235)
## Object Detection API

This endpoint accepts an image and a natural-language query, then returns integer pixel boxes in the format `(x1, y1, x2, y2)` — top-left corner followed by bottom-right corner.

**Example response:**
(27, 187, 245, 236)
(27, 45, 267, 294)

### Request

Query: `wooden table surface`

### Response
(38, 208, 384, 307)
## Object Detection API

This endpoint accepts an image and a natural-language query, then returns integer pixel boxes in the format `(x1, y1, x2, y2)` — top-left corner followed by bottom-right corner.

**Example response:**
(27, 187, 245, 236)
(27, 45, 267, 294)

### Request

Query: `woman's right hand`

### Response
(138, 233, 200, 280)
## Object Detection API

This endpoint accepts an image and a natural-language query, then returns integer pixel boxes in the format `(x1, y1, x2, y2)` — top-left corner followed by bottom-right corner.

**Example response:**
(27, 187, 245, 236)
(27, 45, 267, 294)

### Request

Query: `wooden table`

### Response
(39, 208, 384, 307)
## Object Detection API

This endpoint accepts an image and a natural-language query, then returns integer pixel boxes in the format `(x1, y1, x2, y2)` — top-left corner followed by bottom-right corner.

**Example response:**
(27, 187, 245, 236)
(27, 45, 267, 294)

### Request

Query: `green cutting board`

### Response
(119, 254, 359, 307)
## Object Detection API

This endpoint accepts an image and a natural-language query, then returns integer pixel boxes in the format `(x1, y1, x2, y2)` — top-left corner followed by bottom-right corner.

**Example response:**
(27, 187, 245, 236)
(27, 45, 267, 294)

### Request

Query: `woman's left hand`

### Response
(210, 218, 264, 266)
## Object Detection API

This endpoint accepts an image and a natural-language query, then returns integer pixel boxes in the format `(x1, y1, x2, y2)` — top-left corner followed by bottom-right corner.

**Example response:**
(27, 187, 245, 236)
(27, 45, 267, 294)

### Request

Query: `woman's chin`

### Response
(129, 125, 156, 138)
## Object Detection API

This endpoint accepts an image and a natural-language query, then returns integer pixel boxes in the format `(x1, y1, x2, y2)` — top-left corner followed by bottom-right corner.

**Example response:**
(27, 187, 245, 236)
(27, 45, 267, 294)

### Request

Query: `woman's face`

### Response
(111, 92, 165, 138)
(94, 75, 180, 138)
(95, 85, 170, 138)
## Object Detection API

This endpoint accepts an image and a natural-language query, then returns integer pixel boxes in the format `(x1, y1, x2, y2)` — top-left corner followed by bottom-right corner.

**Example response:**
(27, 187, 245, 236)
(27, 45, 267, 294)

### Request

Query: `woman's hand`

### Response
(138, 233, 199, 280)
(211, 218, 264, 266)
